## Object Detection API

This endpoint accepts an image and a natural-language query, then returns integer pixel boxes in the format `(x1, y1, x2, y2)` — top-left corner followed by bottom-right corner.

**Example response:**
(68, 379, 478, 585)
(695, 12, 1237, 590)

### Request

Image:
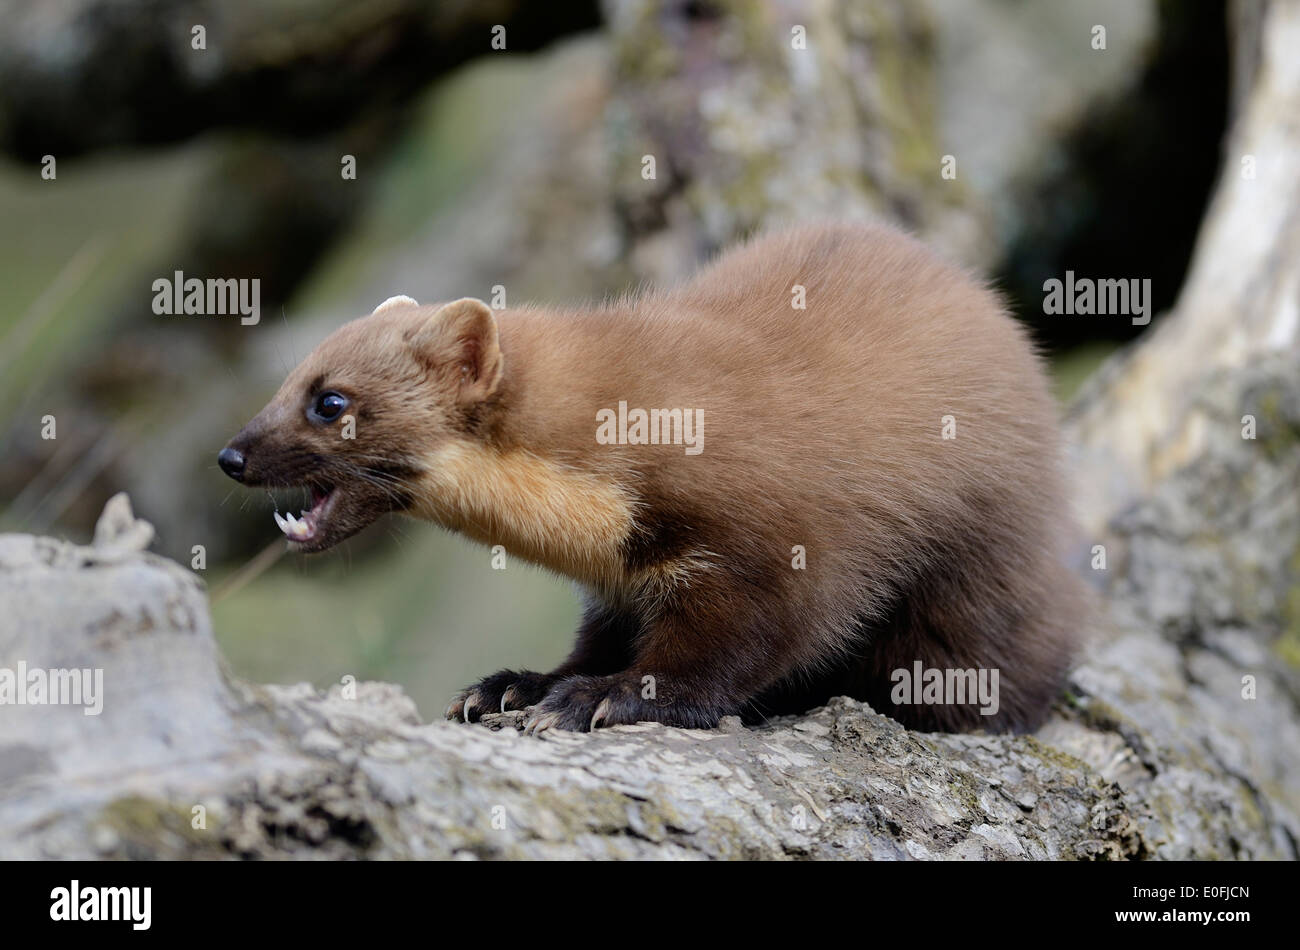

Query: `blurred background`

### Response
(0, 0, 1233, 717)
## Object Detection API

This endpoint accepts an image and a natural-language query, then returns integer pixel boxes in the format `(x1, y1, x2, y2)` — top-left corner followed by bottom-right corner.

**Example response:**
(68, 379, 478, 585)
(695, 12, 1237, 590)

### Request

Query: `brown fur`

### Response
(222, 221, 1083, 734)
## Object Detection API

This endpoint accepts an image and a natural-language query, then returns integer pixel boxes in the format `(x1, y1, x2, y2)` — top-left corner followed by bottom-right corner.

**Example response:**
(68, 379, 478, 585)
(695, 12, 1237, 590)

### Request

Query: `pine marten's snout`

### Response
(218, 407, 397, 553)
(218, 295, 499, 553)
(217, 446, 245, 481)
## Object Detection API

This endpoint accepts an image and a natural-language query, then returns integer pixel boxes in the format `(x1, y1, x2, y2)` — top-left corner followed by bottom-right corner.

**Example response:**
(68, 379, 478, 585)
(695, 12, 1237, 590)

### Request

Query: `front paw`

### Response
(445, 669, 560, 723)
(524, 672, 727, 735)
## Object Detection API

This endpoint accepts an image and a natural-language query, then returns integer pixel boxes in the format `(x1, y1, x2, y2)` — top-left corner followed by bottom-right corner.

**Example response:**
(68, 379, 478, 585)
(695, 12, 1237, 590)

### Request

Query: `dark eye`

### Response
(310, 390, 349, 423)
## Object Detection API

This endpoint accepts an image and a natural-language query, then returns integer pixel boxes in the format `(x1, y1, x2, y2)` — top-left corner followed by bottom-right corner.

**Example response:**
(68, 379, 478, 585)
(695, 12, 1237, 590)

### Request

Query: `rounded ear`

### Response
(408, 297, 502, 402)
(372, 294, 419, 314)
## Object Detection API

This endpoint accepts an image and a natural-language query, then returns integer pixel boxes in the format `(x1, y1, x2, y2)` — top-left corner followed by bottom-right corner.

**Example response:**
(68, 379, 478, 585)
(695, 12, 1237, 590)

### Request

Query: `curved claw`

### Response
(524, 712, 560, 737)
(462, 692, 480, 724)
(589, 697, 613, 731)
(444, 697, 464, 722)
(501, 686, 514, 714)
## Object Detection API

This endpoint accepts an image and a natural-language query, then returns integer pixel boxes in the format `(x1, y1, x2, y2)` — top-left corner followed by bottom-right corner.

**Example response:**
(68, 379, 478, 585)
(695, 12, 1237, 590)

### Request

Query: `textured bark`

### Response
(2, 430, 1297, 861)
(603, 0, 987, 280)
(1, 496, 1144, 860)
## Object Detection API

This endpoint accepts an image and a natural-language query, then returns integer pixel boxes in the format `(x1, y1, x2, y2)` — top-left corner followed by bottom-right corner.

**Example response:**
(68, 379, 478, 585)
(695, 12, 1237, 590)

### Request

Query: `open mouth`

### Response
(273, 485, 336, 544)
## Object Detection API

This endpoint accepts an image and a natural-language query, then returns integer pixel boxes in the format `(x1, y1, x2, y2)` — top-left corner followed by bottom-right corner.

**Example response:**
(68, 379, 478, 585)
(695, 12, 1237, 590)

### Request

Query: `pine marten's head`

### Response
(218, 295, 503, 552)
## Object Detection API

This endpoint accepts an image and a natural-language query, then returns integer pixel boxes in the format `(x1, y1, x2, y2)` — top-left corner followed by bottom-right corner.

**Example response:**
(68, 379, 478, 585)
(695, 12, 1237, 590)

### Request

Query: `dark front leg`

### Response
(445, 598, 639, 722)
(524, 583, 788, 733)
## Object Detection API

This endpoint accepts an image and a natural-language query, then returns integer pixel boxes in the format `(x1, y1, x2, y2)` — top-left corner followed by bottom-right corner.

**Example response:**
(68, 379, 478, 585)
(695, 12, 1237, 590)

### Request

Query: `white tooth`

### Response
(274, 512, 288, 534)
(285, 512, 298, 525)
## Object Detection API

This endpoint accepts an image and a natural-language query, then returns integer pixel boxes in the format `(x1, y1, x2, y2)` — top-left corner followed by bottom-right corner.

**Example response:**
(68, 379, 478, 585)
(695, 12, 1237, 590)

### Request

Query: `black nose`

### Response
(218, 447, 246, 481)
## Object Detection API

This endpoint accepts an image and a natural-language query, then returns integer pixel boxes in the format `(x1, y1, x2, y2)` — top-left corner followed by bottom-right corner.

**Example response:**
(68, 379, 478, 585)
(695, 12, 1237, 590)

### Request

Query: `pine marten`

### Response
(219, 222, 1082, 735)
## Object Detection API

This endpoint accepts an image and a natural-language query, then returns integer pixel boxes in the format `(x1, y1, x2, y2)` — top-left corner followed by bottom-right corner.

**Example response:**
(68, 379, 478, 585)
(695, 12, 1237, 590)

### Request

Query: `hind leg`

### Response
(852, 573, 1078, 734)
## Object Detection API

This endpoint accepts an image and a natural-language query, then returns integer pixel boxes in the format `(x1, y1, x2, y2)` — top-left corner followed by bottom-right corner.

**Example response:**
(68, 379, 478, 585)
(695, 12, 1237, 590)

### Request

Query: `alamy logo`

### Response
(890, 661, 1000, 717)
(0, 662, 103, 715)
(50, 881, 151, 930)
(1042, 270, 1151, 326)
(596, 401, 704, 455)
(152, 270, 260, 325)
